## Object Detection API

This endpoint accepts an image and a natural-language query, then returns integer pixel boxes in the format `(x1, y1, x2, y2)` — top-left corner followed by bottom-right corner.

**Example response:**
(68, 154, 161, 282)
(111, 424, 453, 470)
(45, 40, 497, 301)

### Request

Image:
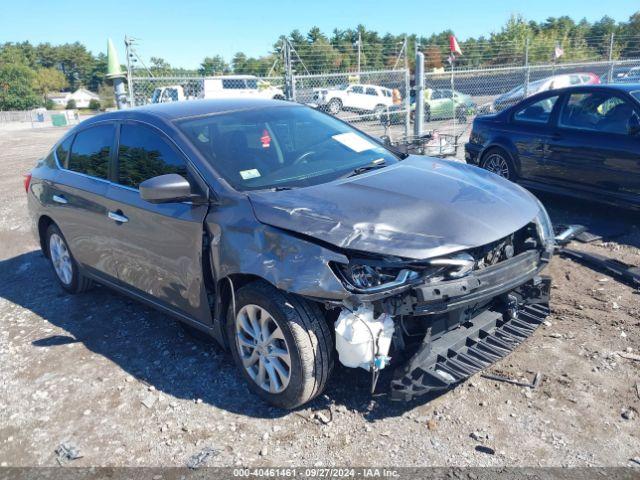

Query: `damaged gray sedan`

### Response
(27, 99, 554, 408)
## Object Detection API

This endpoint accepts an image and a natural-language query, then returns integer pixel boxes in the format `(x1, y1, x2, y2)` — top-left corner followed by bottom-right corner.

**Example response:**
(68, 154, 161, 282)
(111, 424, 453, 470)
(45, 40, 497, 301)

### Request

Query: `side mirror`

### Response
(140, 173, 195, 203)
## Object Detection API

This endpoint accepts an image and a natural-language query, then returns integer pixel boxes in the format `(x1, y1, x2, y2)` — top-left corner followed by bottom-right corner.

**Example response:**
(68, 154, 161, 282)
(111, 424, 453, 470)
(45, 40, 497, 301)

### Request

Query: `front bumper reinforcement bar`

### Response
(390, 279, 550, 401)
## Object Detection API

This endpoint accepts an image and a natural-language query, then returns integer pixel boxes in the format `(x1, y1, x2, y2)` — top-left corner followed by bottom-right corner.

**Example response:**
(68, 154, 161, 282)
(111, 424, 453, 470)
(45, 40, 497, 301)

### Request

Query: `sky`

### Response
(1, 0, 638, 69)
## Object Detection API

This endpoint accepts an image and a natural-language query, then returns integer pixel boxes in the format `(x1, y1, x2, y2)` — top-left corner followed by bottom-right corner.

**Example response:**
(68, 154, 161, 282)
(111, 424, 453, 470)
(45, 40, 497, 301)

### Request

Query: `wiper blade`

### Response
(344, 162, 387, 178)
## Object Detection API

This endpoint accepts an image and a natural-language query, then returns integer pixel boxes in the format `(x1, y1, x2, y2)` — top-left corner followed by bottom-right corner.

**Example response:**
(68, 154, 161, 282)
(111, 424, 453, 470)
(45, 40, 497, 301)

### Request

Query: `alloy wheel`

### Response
(484, 153, 510, 179)
(49, 233, 73, 285)
(235, 304, 292, 394)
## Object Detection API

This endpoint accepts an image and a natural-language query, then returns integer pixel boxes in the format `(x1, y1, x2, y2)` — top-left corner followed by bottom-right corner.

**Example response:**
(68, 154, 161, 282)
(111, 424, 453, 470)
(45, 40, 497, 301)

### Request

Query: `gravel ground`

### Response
(0, 126, 638, 468)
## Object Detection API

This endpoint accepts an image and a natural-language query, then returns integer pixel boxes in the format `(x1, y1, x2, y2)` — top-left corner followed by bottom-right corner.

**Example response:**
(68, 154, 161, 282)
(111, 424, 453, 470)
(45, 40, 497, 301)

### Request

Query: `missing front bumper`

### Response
(390, 276, 551, 401)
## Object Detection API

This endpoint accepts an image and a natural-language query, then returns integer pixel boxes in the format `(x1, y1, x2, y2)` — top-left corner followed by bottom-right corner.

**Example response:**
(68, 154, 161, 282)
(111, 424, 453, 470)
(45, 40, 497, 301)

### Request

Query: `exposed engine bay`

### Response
(330, 220, 553, 401)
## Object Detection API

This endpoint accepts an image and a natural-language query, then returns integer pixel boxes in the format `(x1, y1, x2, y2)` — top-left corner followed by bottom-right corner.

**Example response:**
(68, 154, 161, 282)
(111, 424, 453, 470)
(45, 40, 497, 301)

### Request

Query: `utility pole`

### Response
(124, 35, 134, 107)
(107, 38, 127, 109)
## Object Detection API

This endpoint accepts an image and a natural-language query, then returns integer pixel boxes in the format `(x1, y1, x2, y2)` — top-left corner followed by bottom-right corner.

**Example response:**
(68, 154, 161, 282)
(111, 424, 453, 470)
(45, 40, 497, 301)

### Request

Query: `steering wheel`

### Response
(292, 150, 316, 165)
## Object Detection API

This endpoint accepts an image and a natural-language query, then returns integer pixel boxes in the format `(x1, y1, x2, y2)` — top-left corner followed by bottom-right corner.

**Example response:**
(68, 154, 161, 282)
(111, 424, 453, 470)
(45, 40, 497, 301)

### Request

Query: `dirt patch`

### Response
(0, 127, 638, 467)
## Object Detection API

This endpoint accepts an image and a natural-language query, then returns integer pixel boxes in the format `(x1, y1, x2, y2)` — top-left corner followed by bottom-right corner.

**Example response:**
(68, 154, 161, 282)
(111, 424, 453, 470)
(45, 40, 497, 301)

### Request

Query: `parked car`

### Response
(380, 88, 476, 125)
(489, 73, 600, 113)
(312, 84, 394, 116)
(614, 66, 640, 84)
(150, 76, 284, 104)
(423, 88, 475, 122)
(465, 84, 640, 210)
(27, 98, 554, 409)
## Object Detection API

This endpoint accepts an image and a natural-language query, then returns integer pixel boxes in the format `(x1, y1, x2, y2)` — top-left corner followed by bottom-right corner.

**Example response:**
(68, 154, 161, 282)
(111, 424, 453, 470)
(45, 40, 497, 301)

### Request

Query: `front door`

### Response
(546, 90, 640, 197)
(105, 121, 212, 324)
(508, 93, 561, 182)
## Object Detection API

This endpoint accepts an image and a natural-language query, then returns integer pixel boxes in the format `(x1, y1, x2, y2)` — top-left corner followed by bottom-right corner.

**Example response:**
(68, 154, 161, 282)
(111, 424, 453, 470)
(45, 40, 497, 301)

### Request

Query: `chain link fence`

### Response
(128, 35, 640, 160)
(129, 69, 413, 143)
(420, 57, 640, 160)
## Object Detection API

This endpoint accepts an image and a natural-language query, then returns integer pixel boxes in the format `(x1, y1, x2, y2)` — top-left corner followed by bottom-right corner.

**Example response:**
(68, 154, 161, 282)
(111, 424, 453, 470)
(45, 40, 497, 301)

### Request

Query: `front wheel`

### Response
(226, 281, 333, 409)
(326, 98, 342, 115)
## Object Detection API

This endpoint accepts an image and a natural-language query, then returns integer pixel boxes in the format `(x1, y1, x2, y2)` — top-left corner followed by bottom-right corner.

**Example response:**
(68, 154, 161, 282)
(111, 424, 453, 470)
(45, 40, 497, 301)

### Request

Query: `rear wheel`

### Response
(226, 281, 333, 409)
(46, 224, 92, 294)
(481, 147, 515, 181)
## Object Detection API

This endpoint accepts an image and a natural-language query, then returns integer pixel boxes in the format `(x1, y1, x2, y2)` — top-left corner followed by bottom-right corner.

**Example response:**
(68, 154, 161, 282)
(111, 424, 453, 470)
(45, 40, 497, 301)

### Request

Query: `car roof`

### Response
(102, 98, 300, 122)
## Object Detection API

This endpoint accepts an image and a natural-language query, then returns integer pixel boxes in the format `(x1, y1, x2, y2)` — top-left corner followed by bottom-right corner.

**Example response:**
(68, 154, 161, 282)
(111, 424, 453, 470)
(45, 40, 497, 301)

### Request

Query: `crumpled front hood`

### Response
(247, 156, 541, 260)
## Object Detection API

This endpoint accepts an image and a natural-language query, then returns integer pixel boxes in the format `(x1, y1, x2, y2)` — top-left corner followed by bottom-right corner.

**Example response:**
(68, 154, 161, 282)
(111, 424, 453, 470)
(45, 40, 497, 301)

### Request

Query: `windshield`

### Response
(177, 105, 400, 191)
(631, 91, 640, 102)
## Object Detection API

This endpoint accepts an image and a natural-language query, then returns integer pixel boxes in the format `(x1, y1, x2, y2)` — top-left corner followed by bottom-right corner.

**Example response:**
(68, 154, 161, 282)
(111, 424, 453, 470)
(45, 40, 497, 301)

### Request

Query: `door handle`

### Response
(108, 211, 128, 223)
(52, 194, 68, 204)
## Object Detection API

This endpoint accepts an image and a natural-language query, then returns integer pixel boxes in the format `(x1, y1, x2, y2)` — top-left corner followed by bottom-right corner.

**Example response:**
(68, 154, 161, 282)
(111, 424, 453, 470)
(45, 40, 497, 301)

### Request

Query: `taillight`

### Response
(24, 173, 32, 193)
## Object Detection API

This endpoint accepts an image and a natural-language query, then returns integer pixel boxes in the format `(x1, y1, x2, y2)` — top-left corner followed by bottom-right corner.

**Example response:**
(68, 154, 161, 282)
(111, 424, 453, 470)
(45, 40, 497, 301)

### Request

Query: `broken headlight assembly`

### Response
(333, 260, 421, 293)
(332, 252, 476, 294)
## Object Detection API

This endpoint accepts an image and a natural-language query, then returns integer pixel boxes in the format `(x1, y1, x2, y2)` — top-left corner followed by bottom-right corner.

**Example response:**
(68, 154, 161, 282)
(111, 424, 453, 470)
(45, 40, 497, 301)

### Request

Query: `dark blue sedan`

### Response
(465, 84, 640, 209)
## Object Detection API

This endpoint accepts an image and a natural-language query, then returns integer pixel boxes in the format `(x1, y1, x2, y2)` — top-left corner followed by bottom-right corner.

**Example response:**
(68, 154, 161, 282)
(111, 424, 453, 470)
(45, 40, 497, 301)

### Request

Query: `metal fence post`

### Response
(403, 37, 410, 140)
(284, 40, 294, 101)
(607, 33, 615, 84)
(414, 52, 424, 138)
(523, 38, 530, 98)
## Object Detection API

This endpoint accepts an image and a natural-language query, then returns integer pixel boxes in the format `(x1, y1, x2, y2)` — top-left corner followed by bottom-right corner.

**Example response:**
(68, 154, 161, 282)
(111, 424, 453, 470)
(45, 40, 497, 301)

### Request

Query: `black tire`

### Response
(226, 280, 333, 409)
(481, 147, 516, 181)
(45, 224, 93, 294)
(327, 98, 342, 115)
(455, 105, 467, 123)
(373, 104, 386, 120)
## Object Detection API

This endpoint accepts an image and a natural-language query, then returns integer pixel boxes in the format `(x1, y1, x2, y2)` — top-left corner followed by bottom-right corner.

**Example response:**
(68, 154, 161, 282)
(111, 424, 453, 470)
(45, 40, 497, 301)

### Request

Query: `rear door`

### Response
(105, 121, 212, 324)
(545, 89, 640, 196)
(51, 122, 119, 280)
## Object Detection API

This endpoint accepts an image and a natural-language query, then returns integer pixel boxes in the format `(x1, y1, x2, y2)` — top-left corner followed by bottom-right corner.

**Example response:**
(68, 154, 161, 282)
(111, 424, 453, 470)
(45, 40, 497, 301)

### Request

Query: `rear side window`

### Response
(117, 123, 188, 189)
(55, 136, 73, 166)
(559, 92, 636, 135)
(67, 124, 114, 179)
(513, 95, 559, 124)
(365, 87, 377, 96)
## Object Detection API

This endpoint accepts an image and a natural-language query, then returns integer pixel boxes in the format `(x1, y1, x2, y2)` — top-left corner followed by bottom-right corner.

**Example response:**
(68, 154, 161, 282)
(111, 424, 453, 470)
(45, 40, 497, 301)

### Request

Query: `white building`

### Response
(48, 88, 100, 108)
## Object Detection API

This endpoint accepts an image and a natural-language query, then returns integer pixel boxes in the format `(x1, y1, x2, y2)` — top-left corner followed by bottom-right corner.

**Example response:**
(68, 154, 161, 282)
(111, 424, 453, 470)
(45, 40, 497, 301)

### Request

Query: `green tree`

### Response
(34, 67, 67, 100)
(199, 55, 228, 75)
(0, 63, 41, 110)
(149, 57, 172, 76)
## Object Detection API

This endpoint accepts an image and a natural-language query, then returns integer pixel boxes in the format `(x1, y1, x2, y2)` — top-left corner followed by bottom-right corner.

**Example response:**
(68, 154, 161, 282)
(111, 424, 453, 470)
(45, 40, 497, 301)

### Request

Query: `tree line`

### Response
(1, 12, 639, 110)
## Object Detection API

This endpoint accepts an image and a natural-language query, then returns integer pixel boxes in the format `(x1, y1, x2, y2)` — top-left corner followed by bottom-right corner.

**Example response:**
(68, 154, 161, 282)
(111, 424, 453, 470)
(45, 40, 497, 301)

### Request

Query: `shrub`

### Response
(88, 99, 101, 110)
(44, 98, 56, 110)
(66, 99, 77, 110)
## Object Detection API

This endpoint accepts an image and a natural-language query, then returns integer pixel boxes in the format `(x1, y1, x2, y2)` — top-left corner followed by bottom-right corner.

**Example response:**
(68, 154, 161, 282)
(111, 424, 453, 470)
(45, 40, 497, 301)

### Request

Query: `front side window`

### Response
(365, 87, 378, 96)
(177, 106, 400, 191)
(117, 123, 188, 189)
(67, 124, 114, 179)
(559, 92, 636, 134)
(351, 86, 364, 94)
(245, 79, 258, 89)
(513, 95, 559, 124)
